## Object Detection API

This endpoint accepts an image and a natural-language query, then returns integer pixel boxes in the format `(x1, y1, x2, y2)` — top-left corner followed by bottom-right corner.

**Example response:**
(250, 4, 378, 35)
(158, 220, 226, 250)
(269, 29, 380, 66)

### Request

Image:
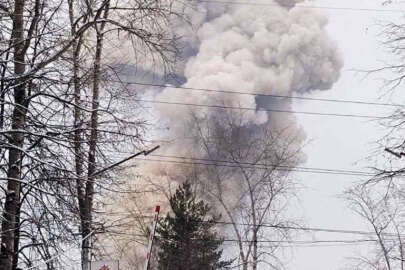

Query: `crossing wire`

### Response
(105, 230, 383, 247)
(102, 213, 405, 238)
(112, 80, 404, 108)
(136, 157, 374, 177)
(134, 98, 387, 119)
(145, 154, 374, 177)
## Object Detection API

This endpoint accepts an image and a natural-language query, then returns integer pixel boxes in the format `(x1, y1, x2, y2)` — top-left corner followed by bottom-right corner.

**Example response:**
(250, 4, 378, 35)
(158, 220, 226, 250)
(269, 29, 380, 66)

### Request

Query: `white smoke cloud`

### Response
(142, 0, 343, 195)
(154, 0, 342, 129)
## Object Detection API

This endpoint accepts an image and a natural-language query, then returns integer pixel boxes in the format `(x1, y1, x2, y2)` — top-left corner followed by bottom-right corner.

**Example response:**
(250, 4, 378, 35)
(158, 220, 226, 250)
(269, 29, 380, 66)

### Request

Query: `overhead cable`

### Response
(135, 157, 374, 177)
(113, 80, 402, 108)
(134, 99, 387, 119)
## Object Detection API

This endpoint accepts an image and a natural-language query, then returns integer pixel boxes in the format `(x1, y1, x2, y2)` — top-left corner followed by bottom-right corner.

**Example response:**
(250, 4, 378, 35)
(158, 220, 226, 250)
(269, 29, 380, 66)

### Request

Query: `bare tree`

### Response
(0, 0, 186, 269)
(346, 182, 405, 270)
(345, 7, 405, 270)
(185, 110, 301, 270)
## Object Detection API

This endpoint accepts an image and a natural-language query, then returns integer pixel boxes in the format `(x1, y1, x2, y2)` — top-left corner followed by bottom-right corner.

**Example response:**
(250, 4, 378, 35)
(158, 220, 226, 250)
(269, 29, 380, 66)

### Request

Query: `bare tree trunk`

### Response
(81, 6, 108, 269)
(252, 231, 258, 270)
(243, 262, 248, 270)
(248, 181, 258, 270)
(0, 0, 27, 268)
(11, 203, 21, 270)
(67, 1, 91, 269)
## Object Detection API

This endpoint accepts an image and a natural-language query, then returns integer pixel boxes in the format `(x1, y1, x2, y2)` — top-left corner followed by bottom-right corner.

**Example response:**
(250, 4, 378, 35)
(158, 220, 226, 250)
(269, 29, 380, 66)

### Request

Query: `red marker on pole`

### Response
(143, 206, 160, 270)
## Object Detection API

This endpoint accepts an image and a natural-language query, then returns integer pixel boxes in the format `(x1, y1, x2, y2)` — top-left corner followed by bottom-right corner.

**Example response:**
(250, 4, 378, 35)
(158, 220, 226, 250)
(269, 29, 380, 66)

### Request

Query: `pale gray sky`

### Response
(290, 1, 404, 269)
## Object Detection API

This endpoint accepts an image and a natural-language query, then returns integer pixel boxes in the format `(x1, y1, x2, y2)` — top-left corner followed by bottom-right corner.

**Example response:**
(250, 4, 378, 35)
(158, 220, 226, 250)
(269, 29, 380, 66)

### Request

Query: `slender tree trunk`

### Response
(81, 6, 108, 268)
(248, 180, 257, 270)
(67, 1, 93, 269)
(68, 3, 88, 268)
(252, 230, 258, 270)
(0, 0, 27, 268)
(68, 0, 84, 183)
(11, 203, 21, 270)
(242, 262, 248, 270)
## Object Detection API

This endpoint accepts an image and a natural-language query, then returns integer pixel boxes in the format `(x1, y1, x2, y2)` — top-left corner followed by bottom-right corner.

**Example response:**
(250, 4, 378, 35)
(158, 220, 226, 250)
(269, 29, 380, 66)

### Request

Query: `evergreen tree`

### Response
(156, 182, 233, 270)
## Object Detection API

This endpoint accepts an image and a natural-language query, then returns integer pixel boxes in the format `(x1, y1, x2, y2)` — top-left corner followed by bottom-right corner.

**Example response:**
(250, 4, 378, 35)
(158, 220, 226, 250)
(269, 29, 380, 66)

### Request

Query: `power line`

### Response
(211, 221, 403, 237)
(135, 157, 374, 177)
(149, 154, 374, 176)
(105, 230, 381, 247)
(100, 212, 404, 238)
(208, 239, 378, 244)
(134, 98, 387, 119)
(198, 0, 405, 13)
(224, 242, 375, 248)
(155, 235, 380, 244)
(105, 230, 379, 244)
(112, 80, 403, 108)
(171, 218, 405, 238)
(103, 229, 381, 245)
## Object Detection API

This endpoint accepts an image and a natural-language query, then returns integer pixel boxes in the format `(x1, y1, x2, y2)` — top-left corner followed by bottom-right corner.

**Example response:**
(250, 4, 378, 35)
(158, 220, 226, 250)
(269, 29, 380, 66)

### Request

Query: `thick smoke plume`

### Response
(130, 0, 343, 217)
(144, 0, 342, 165)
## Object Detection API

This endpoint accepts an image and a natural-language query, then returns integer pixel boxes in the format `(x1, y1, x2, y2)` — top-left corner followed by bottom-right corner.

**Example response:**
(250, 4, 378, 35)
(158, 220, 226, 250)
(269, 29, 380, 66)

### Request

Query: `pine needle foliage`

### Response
(156, 182, 233, 270)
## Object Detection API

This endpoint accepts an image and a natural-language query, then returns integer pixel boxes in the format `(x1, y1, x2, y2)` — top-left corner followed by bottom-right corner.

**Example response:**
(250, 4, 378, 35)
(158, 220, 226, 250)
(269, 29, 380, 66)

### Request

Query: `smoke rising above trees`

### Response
(130, 1, 343, 268)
